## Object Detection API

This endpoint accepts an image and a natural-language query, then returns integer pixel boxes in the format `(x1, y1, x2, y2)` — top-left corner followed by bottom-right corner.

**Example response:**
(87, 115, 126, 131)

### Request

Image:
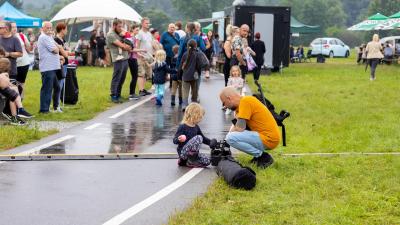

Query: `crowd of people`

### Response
(357, 34, 399, 81)
(0, 17, 277, 169)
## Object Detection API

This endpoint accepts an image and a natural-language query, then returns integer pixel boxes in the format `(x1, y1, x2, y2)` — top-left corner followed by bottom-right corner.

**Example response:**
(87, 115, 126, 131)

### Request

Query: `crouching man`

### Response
(219, 87, 280, 168)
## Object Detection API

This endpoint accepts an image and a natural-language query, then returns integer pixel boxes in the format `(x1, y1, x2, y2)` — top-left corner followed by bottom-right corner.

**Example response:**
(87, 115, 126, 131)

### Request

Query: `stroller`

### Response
(253, 80, 290, 146)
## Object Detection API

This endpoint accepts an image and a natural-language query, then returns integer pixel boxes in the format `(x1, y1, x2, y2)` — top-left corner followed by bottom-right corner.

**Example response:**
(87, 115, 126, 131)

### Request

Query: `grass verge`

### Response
(1, 66, 149, 151)
(169, 155, 400, 225)
(0, 125, 57, 150)
(169, 55, 400, 224)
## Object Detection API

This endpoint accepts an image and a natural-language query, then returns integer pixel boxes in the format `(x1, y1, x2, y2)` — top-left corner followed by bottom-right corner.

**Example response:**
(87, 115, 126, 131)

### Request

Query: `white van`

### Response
(380, 36, 400, 54)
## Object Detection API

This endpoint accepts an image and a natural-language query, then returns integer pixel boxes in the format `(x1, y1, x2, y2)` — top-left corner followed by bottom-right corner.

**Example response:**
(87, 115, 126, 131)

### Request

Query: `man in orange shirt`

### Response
(220, 87, 280, 168)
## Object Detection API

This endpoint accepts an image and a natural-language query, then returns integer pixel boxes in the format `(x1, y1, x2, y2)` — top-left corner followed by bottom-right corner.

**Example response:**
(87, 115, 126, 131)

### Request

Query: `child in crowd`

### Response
(170, 45, 182, 106)
(152, 49, 175, 106)
(0, 58, 32, 125)
(226, 65, 244, 115)
(179, 39, 210, 111)
(173, 103, 216, 167)
(116, 29, 133, 61)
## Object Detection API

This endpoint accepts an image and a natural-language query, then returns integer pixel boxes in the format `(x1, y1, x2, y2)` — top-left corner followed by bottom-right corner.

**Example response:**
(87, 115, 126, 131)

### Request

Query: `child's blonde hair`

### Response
(155, 49, 166, 65)
(230, 65, 241, 78)
(182, 103, 205, 125)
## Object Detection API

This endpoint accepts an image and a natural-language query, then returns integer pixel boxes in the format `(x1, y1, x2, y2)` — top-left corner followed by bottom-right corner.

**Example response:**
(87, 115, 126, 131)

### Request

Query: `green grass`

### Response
(251, 55, 400, 153)
(169, 156, 400, 225)
(168, 53, 400, 224)
(1, 66, 150, 151)
(0, 125, 57, 150)
(22, 67, 146, 121)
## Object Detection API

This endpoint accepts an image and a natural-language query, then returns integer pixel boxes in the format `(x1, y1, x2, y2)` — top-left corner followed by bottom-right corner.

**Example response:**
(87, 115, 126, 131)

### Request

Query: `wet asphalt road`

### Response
(0, 74, 235, 225)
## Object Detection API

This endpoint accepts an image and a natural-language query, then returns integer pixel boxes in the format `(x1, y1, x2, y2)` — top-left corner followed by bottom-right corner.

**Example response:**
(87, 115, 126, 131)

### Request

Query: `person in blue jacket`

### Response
(176, 22, 206, 69)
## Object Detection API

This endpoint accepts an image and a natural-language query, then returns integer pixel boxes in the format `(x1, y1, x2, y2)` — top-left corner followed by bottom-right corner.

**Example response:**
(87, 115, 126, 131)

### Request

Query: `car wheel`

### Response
(345, 51, 350, 58)
(329, 51, 334, 58)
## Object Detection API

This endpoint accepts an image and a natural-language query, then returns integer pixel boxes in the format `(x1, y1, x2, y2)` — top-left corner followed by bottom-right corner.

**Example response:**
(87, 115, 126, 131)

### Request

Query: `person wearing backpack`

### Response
(178, 39, 209, 111)
(176, 22, 206, 70)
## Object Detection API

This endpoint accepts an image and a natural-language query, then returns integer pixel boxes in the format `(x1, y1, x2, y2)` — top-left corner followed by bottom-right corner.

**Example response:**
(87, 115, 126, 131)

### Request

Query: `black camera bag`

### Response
(216, 157, 256, 190)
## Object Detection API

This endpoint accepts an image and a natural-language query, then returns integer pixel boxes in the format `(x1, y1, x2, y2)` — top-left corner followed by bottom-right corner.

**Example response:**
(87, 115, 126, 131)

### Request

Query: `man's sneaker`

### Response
(17, 108, 33, 119)
(143, 89, 152, 95)
(255, 152, 274, 169)
(139, 90, 147, 97)
(54, 107, 63, 113)
(1, 112, 12, 121)
(10, 116, 25, 126)
(111, 96, 122, 103)
(129, 94, 140, 100)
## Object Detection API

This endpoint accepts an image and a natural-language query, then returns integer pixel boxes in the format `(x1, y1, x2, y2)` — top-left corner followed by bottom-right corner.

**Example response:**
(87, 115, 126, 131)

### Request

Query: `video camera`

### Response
(210, 140, 231, 166)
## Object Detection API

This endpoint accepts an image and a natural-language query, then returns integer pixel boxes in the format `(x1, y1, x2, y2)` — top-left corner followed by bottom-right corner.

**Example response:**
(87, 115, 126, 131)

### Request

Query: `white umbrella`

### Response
(51, 0, 142, 23)
(375, 11, 400, 30)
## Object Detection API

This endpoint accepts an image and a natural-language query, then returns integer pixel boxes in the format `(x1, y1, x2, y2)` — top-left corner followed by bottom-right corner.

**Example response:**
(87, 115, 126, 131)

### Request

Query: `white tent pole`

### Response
(67, 17, 77, 47)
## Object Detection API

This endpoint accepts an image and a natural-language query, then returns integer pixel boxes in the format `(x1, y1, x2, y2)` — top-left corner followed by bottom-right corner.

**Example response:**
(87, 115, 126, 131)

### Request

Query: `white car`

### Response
(310, 38, 350, 58)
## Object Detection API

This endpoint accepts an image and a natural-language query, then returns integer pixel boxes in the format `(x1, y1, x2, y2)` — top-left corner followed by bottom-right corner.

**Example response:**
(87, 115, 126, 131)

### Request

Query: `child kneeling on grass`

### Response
(153, 49, 176, 106)
(173, 103, 217, 167)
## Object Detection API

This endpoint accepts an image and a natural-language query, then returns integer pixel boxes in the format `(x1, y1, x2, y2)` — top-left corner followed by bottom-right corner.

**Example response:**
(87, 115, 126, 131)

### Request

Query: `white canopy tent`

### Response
(50, 0, 141, 45)
(50, 0, 142, 23)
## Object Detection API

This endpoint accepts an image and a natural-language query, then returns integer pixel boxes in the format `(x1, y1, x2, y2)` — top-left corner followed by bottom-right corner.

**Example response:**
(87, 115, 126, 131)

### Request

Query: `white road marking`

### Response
(109, 96, 153, 119)
(84, 123, 103, 130)
(16, 135, 75, 155)
(102, 168, 204, 225)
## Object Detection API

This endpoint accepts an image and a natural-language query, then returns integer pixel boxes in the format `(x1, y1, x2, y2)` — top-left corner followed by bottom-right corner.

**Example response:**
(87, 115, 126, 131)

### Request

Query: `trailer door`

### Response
(254, 13, 274, 68)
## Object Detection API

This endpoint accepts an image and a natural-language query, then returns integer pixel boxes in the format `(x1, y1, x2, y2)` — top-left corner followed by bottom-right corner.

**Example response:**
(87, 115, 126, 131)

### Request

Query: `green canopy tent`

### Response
(201, 23, 213, 34)
(290, 17, 320, 34)
(348, 13, 388, 31)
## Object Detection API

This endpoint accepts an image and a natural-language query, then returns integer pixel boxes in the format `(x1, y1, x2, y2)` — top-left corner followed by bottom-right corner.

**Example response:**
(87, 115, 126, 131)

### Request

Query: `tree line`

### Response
(12, 0, 400, 46)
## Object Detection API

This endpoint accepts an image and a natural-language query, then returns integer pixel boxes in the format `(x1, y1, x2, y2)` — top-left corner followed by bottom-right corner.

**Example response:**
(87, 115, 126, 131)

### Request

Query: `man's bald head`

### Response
(42, 21, 53, 35)
(240, 24, 249, 38)
(220, 87, 242, 110)
(168, 23, 176, 34)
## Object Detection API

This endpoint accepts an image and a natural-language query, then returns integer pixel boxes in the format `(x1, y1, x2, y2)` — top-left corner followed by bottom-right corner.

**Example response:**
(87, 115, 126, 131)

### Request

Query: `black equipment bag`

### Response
(317, 55, 325, 63)
(61, 66, 79, 105)
(216, 157, 256, 190)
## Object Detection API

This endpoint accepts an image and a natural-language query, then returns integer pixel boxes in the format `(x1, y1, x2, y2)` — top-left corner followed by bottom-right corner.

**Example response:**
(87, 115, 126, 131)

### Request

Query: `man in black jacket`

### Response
(250, 32, 265, 81)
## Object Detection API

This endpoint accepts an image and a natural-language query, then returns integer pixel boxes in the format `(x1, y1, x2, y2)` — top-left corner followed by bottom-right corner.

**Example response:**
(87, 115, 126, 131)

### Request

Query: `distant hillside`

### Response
(22, 0, 58, 10)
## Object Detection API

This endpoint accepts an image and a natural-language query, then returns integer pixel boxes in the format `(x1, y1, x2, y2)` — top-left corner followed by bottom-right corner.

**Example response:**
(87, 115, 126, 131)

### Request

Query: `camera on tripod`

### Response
(210, 140, 231, 166)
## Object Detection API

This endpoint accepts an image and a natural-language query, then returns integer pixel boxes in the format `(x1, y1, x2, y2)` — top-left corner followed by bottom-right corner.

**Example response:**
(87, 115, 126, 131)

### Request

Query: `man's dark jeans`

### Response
(40, 70, 60, 112)
(91, 48, 97, 66)
(110, 60, 128, 97)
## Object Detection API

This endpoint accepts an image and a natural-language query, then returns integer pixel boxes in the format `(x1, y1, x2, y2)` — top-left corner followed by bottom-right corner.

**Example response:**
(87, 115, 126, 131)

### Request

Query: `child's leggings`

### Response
(180, 135, 210, 166)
